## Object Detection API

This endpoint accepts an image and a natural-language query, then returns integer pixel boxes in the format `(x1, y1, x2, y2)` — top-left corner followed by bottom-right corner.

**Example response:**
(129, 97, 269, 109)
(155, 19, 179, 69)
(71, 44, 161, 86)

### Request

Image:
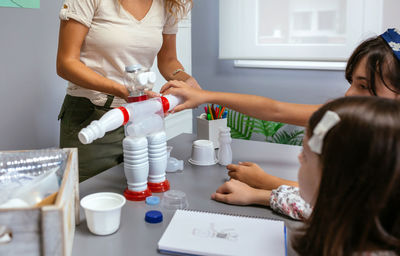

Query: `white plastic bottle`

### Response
(122, 136, 152, 201)
(217, 127, 232, 166)
(146, 131, 170, 192)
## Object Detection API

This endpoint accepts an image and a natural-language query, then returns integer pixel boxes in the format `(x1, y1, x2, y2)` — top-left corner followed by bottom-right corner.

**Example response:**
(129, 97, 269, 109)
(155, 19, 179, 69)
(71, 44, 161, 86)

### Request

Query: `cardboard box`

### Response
(197, 116, 228, 148)
(0, 148, 79, 256)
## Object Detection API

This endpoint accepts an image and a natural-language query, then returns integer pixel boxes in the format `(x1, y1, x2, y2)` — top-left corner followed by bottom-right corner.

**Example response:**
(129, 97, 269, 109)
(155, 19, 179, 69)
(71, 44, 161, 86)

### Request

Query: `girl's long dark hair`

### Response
(345, 36, 400, 95)
(293, 96, 400, 256)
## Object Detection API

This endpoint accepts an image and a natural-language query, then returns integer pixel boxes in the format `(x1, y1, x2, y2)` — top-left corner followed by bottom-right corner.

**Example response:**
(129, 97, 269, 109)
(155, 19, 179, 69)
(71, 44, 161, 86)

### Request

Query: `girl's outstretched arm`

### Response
(160, 80, 319, 126)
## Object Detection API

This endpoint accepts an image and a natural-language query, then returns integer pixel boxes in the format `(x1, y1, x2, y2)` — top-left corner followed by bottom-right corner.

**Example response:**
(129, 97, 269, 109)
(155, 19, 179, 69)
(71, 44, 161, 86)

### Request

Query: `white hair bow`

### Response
(308, 110, 340, 154)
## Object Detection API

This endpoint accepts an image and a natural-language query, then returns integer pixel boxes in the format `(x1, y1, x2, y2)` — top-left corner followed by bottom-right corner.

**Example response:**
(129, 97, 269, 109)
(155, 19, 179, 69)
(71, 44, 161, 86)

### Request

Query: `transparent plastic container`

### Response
(0, 149, 67, 206)
(124, 64, 156, 102)
(161, 190, 188, 210)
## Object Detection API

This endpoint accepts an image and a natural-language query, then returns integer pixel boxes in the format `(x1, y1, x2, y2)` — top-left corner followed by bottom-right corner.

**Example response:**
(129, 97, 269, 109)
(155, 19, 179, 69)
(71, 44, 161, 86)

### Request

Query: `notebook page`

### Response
(158, 209, 286, 256)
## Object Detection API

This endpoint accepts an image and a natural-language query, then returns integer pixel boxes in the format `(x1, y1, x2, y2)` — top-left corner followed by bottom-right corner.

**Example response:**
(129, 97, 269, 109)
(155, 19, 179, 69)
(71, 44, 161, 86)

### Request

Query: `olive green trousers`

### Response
(58, 95, 124, 182)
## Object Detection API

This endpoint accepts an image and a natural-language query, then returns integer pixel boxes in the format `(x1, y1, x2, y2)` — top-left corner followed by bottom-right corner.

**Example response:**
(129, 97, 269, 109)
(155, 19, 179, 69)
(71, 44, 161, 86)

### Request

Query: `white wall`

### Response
(0, 0, 66, 150)
(191, 0, 349, 131)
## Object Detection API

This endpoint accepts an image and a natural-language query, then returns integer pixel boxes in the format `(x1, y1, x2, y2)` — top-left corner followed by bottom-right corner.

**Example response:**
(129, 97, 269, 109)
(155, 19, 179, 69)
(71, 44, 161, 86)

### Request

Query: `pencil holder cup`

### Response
(197, 114, 228, 149)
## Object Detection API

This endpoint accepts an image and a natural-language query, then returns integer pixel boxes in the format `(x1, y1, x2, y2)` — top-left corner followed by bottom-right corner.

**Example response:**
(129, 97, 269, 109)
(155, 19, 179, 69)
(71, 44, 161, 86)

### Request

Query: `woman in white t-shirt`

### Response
(56, 0, 198, 181)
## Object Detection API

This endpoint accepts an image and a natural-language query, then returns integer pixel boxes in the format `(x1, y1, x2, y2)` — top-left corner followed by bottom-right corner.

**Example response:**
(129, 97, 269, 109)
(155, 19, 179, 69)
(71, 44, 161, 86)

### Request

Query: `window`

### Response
(219, 0, 399, 70)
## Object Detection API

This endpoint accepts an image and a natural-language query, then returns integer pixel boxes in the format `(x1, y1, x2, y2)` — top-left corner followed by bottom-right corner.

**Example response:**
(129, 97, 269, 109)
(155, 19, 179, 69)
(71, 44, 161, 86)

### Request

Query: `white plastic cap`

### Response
(78, 123, 101, 145)
(147, 72, 156, 84)
(137, 73, 148, 86)
(78, 129, 92, 144)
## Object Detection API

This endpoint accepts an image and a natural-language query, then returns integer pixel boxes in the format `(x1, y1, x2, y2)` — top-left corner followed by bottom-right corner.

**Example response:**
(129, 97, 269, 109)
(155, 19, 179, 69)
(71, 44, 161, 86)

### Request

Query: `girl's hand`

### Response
(160, 80, 208, 113)
(211, 179, 271, 206)
(227, 162, 281, 190)
(228, 162, 299, 190)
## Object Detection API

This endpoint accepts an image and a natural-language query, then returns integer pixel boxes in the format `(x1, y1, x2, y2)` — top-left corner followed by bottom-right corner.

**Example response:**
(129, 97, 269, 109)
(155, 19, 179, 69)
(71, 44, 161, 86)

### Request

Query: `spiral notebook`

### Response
(158, 209, 287, 256)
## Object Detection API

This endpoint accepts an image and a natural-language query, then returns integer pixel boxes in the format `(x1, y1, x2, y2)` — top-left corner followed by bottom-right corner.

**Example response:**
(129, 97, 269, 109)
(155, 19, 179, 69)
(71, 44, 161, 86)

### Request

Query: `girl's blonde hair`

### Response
(165, 0, 192, 21)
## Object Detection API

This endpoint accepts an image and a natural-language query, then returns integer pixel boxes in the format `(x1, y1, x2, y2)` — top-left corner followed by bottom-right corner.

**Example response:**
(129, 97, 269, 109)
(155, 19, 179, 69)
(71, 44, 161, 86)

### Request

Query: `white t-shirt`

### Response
(59, 0, 178, 107)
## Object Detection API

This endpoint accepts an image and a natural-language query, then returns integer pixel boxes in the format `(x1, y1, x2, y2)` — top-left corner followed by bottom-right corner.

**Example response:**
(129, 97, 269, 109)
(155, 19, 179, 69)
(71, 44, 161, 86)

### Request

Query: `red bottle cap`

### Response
(117, 107, 130, 125)
(123, 187, 152, 201)
(148, 180, 170, 193)
(160, 96, 169, 113)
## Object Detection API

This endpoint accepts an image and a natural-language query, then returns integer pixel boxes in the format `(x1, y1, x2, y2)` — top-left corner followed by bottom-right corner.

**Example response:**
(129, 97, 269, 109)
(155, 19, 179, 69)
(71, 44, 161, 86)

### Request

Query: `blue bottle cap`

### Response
(145, 196, 160, 206)
(145, 210, 163, 223)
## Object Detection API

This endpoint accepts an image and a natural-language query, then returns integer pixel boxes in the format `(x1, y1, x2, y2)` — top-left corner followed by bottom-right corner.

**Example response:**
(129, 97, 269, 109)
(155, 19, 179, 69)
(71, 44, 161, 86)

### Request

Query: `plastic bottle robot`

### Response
(78, 65, 182, 201)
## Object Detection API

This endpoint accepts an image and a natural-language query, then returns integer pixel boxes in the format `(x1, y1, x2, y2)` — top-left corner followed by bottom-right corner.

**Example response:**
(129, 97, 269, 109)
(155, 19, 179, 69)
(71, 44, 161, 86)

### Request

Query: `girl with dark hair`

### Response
(293, 96, 400, 256)
(216, 96, 400, 255)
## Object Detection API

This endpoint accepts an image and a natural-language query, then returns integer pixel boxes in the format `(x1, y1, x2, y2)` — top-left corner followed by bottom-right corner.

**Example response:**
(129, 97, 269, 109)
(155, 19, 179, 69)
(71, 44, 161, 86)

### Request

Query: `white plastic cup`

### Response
(123, 137, 148, 150)
(189, 140, 217, 166)
(127, 181, 148, 191)
(148, 151, 167, 158)
(147, 147, 167, 154)
(148, 142, 167, 149)
(123, 147, 148, 153)
(147, 131, 167, 145)
(149, 155, 168, 180)
(124, 157, 148, 165)
(80, 192, 126, 236)
(123, 153, 148, 161)
(124, 162, 149, 191)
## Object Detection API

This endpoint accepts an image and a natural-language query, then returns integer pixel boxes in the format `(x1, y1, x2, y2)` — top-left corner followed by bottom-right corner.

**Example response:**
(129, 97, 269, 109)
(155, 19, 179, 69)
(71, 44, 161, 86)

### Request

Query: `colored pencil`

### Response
(219, 107, 225, 119)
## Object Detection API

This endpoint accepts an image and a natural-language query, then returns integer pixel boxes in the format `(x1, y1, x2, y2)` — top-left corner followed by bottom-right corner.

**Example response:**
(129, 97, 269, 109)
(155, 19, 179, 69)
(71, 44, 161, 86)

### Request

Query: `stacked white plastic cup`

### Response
(123, 137, 149, 192)
(147, 131, 168, 183)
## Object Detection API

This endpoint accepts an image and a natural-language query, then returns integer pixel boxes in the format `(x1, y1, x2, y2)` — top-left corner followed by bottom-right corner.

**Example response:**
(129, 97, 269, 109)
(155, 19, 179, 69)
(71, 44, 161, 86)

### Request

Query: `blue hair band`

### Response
(381, 28, 400, 61)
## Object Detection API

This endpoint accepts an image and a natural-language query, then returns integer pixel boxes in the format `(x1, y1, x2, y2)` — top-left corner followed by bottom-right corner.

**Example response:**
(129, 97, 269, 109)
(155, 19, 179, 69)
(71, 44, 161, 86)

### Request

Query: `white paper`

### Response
(158, 209, 286, 256)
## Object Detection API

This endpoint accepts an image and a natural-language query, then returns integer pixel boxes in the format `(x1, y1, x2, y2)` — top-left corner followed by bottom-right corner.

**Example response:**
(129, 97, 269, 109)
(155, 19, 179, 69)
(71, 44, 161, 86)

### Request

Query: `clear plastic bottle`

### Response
(217, 127, 232, 166)
(0, 149, 67, 205)
(124, 64, 157, 103)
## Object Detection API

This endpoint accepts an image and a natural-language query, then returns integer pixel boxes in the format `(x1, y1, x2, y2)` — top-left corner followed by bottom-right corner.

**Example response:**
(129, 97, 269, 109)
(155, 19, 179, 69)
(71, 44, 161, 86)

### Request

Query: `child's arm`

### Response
(270, 185, 312, 220)
(160, 80, 319, 127)
(211, 180, 311, 221)
(211, 179, 271, 206)
(227, 162, 298, 190)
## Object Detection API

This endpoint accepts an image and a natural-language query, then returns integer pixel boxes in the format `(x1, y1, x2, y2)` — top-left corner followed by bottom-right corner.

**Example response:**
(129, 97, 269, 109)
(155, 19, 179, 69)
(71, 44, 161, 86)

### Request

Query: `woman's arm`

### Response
(160, 81, 319, 126)
(157, 34, 201, 89)
(56, 19, 129, 99)
(211, 180, 312, 220)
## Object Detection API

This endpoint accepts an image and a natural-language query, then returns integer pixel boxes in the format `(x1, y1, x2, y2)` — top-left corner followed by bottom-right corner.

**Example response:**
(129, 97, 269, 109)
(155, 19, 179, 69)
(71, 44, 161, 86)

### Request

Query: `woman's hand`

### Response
(211, 179, 271, 206)
(160, 80, 208, 112)
(227, 162, 285, 190)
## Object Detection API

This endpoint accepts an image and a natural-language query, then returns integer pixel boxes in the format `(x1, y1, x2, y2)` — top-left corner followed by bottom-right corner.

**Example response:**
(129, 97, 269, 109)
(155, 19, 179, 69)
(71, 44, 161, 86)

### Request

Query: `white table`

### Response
(73, 133, 302, 256)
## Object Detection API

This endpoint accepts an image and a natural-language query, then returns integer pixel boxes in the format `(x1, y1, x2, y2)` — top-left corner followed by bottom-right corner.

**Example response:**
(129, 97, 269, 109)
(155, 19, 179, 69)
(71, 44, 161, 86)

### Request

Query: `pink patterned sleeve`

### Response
(270, 185, 312, 220)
